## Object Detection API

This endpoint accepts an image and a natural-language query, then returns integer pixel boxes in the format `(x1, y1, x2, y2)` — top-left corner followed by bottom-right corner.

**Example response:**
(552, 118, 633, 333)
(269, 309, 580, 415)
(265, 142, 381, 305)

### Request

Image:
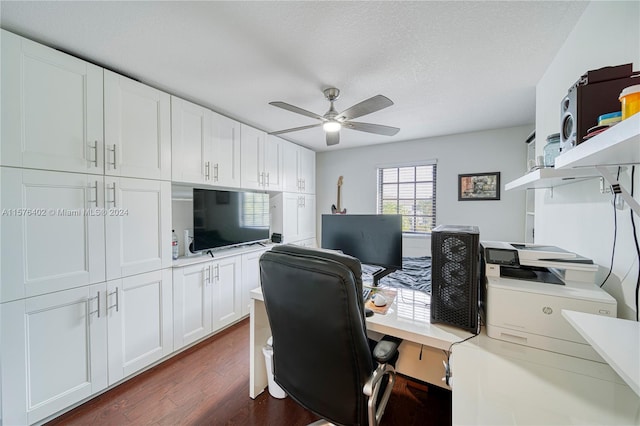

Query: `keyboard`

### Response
(362, 287, 372, 300)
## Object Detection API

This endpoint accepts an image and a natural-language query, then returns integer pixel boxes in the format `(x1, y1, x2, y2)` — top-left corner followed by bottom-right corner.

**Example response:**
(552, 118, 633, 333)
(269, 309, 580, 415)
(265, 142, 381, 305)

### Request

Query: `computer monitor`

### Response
(321, 214, 403, 286)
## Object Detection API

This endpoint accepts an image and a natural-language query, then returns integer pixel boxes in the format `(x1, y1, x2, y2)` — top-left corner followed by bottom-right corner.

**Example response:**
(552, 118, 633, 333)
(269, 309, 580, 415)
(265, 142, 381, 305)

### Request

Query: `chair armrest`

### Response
(372, 336, 401, 364)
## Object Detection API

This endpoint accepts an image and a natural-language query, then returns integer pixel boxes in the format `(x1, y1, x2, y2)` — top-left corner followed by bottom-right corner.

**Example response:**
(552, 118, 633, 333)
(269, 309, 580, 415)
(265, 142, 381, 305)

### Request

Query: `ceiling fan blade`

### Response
(337, 95, 394, 121)
(326, 131, 340, 146)
(344, 121, 400, 136)
(269, 101, 325, 121)
(269, 123, 322, 135)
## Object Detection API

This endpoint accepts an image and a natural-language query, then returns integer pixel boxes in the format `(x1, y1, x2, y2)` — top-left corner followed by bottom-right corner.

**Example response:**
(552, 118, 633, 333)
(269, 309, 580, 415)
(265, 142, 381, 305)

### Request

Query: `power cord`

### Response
(629, 165, 640, 322)
(441, 329, 480, 386)
(601, 167, 621, 288)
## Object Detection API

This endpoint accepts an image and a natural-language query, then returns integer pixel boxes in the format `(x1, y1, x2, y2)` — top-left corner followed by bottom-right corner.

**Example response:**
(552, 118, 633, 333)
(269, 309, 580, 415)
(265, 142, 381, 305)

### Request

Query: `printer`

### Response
(481, 241, 617, 362)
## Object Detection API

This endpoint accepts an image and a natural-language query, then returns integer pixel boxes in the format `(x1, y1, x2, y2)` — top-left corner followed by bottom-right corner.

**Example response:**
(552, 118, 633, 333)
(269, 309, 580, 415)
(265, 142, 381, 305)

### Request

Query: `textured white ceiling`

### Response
(0, 1, 588, 151)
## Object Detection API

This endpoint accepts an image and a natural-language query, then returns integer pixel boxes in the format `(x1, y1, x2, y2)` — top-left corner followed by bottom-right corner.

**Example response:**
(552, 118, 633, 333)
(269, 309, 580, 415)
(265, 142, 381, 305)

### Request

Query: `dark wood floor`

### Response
(47, 319, 451, 425)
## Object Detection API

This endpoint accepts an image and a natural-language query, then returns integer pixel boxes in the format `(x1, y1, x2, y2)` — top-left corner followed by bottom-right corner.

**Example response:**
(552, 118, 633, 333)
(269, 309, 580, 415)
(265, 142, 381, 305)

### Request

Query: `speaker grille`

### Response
(431, 225, 479, 333)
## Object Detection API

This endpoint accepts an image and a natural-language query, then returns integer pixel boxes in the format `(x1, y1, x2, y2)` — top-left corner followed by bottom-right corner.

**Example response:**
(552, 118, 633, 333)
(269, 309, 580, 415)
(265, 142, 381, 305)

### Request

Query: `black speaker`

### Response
(431, 225, 480, 333)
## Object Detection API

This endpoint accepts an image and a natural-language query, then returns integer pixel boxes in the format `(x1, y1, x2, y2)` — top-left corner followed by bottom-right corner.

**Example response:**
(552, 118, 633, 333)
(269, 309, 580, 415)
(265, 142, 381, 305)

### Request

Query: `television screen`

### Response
(321, 214, 403, 270)
(193, 189, 270, 251)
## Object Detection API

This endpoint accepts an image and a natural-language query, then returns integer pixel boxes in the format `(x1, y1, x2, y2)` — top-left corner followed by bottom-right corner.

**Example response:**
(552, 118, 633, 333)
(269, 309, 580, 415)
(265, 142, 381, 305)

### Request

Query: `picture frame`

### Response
(458, 172, 500, 201)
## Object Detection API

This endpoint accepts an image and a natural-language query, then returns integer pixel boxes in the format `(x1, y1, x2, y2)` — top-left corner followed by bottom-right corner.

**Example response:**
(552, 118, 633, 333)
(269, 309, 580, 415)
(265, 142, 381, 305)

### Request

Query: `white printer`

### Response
(481, 241, 617, 362)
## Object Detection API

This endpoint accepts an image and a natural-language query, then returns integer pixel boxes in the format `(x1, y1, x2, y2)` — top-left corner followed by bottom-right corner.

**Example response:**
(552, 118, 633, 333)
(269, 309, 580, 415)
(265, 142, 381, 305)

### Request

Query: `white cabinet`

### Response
(172, 255, 242, 350)
(283, 141, 316, 194)
(241, 249, 268, 317)
(171, 97, 241, 188)
(271, 193, 316, 244)
(211, 256, 242, 332)
(105, 177, 172, 280)
(240, 125, 282, 191)
(106, 269, 173, 384)
(1, 283, 108, 425)
(1, 30, 104, 174)
(104, 70, 171, 181)
(0, 168, 106, 302)
(212, 112, 241, 188)
(171, 96, 211, 185)
(173, 262, 213, 349)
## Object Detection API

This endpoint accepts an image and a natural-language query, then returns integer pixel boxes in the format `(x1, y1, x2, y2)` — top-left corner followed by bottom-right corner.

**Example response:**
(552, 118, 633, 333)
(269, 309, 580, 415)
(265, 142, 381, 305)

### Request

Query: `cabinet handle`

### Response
(108, 182, 117, 207)
(297, 178, 301, 190)
(204, 161, 210, 180)
(87, 181, 99, 207)
(108, 287, 119, 312)
(88, 141, 99, 168)
(215, 264, 220, 281)
(266, 172, 270, 187)
(89, 292, 100, 318)
(214, 163, 219, 182)
(302, 179, 305, 191)
(108, 144, 117, 170)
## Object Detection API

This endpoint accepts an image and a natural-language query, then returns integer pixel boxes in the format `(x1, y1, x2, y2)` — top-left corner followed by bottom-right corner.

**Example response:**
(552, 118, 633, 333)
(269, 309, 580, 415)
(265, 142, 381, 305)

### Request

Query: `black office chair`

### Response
(259, 244, 400, 426)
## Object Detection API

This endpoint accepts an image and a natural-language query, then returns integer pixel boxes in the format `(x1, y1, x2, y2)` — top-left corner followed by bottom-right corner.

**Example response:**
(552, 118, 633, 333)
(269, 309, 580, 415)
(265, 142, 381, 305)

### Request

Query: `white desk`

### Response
(250, 288, 640, 424)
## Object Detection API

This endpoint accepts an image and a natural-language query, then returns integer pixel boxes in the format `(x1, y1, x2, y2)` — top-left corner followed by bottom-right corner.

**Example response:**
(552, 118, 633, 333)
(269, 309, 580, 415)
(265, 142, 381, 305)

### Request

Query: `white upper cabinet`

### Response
(212, 112, 241, 188)
(240, 125, 282, 191)
(282, 141, 315, 194)
(1, 30, 104, 174)
(171, 96, 212, 185)
(0, 168, 106, 303)
(105, 177, 172, 280)
(104, 70, 171, 181)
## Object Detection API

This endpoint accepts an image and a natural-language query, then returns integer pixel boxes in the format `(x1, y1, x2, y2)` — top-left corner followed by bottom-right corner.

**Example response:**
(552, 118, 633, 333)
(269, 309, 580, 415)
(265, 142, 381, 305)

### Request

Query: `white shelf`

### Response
(555, 113, 640, 169)
(562, 310, 640, 398)
(504, 167, 599, 191)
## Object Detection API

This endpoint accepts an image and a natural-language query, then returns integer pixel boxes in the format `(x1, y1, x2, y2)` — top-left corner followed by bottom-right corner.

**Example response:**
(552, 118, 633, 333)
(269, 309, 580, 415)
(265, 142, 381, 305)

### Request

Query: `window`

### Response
(241, 192, 270, 228)
(377, 163, 437, 233)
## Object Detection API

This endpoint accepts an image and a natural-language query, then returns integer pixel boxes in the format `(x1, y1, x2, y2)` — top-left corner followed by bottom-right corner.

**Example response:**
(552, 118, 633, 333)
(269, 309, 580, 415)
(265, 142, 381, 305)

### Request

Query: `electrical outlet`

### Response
(600, 177, 612, 194)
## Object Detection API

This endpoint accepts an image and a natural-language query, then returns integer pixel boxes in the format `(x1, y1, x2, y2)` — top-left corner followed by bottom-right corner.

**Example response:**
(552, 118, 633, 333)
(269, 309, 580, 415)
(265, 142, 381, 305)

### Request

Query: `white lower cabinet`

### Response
(106, 269, 174, 385)
(241, 249, 268, 317)
(1, 269, 173, 424)
(1, 284, 108, 425)
(173, 262, 213, 349)
(173, 255, 242, 351)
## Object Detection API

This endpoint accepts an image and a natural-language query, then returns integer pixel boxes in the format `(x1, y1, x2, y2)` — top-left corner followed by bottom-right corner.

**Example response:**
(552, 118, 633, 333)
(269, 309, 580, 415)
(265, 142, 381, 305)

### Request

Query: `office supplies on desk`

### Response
(481, 241, 617, 361)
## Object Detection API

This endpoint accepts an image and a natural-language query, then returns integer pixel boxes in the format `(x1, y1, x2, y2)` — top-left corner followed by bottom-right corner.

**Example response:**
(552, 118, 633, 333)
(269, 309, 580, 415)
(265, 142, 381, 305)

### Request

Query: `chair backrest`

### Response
(260, 244, 374, 425)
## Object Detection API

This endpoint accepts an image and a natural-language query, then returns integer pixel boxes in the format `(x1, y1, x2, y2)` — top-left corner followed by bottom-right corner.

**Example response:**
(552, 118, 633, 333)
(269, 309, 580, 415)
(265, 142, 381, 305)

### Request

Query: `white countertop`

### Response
(562, 310, 640, 398)
(172, 243, 272, 267)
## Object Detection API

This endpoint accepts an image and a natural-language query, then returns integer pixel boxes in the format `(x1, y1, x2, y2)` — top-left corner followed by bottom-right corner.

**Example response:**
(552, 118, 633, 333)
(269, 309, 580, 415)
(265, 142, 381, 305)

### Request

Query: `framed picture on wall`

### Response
(458, 172, 500, 201)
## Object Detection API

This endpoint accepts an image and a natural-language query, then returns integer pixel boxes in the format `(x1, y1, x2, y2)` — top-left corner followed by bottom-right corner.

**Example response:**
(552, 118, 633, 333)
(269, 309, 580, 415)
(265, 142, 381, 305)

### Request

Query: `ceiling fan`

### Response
(268, 88, 400, 146)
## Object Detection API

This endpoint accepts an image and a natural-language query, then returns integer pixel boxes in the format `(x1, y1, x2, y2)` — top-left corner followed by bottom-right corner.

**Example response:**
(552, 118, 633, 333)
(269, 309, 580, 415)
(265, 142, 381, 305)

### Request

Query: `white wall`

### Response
(316, 125, 531, 255)
(535, 1, 640, 319)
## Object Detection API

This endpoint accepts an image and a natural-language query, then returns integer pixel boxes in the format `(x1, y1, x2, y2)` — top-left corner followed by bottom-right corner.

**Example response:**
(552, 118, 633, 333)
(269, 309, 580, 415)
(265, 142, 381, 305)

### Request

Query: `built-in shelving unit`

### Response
(555, 113, 640, 169)
(505, 113, 639, 192)
(505, 167, 600, 191)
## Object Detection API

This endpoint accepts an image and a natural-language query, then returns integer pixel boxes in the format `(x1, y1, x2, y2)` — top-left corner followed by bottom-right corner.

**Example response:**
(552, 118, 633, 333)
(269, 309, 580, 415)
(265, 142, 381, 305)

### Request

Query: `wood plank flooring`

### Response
(46, 319, 451, 425)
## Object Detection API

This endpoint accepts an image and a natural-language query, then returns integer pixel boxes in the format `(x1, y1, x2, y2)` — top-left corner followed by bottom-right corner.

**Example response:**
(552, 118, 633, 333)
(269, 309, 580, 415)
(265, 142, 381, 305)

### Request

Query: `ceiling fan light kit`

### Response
(269, 87, 400, 146)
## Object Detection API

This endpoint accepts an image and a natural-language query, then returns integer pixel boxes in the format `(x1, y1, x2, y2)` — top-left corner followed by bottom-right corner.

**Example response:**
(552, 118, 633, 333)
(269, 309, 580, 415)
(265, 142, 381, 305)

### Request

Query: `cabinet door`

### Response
(1, 30, 104, 174)
(0, 168, 106, 302)
(104, 70, 171, 180)
(298, 146, 316, 194)
(107, 269, 173, 384)
(173, 263, 213, 350)
(212, 112, 241, 188)
(282, 141, 300, 192)
(240, 124, 264, 190)
(171, 96, 211, 185)
(299, 195, 316, 241)
(241, 250, 267, 317)
(1, 284, 107, 425)
(211, 256, 241, 331)
(105, 177, 171, 280)
(282, 193, 302, 243)
(263, 135, 283, 191)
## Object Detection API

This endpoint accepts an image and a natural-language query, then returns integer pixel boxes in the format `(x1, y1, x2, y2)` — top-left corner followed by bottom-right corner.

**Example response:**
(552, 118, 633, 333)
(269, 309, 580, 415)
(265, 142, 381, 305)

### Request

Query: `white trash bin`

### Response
(262, 336, 286, 399)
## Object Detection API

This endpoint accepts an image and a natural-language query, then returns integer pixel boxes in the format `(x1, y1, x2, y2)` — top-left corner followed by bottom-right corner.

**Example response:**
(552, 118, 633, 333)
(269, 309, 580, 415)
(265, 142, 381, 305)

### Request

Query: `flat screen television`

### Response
(321, 214, 403, 285)
(193, 188, 270, 251)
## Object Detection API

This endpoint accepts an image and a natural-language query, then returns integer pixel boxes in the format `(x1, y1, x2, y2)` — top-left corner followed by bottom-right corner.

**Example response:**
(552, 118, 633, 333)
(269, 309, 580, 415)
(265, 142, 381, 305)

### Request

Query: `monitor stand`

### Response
(372, 267, 395, 287)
